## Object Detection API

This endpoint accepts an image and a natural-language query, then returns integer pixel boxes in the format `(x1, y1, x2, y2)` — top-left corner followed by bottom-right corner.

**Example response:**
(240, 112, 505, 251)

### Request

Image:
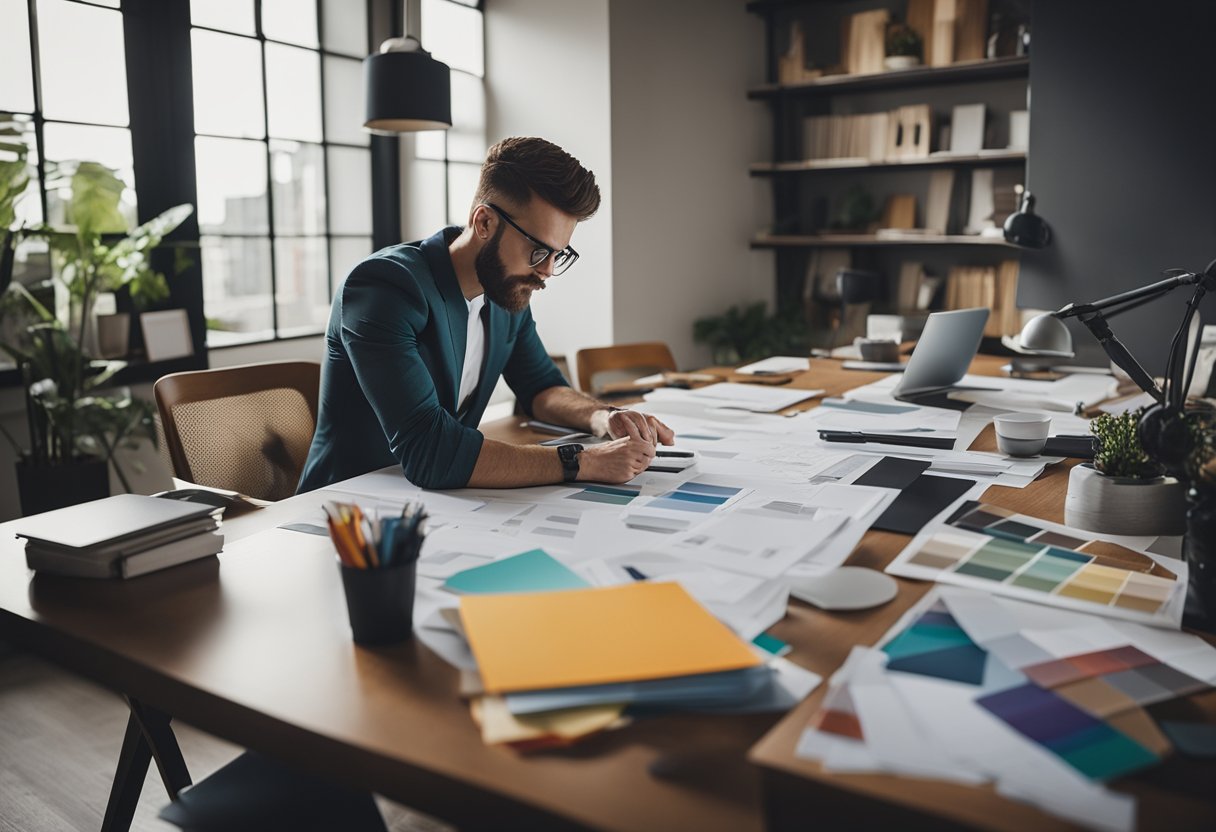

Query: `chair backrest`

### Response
(575, 342, 677, 394)
(154, 361, 320, 501)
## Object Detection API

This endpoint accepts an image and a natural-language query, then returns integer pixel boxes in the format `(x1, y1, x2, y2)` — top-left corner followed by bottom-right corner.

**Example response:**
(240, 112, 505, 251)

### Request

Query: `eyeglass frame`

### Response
(482, 202, 580, 275)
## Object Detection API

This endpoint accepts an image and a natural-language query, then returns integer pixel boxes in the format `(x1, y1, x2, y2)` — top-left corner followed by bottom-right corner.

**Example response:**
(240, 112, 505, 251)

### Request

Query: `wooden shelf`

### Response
(750, 233, 1018, 249)
(750, 151, 1026, 175)
(747, 57, 1029, 99)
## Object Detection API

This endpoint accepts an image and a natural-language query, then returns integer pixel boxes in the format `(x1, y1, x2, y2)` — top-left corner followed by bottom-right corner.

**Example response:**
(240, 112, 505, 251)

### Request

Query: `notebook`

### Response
(13, 494, 219, 553)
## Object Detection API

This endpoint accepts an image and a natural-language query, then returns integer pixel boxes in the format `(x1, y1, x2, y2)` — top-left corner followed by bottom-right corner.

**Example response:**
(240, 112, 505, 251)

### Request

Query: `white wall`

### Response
(483, 0, 615, 376)
(608, 0, 773, 368)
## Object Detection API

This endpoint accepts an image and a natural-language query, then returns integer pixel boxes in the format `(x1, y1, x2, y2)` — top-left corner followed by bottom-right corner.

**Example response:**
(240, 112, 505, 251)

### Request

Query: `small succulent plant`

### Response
(1090, 409, 1160, 479)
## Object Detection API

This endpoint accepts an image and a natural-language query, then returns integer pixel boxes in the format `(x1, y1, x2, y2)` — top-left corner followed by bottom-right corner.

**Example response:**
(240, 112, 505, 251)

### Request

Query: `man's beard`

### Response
(475, 227, 545, 313)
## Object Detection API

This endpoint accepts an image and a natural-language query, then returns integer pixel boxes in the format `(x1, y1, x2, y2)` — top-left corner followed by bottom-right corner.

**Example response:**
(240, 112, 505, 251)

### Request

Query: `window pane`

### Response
(322, 0, 367, 57)
(322, 56, 368, 146)
(414, 130, 444, 161)
(275, 237, 329, 334)
(37, 0, 129, 126)
(329, 235, 372, 294)
(0, 238, 53, 371)
(446, 161, 479, 227)
(262, 0, 318, 48)
(190, 0, 255, 35)
(192, 30, 265, 139)
(403, 158, 445, 240)
(4, 114, 42, 226)
(448, 72, 485, 163)
(195, 136, 268, 234)
(270, 140, 325, 235)
(43, 123, 136, 229)
(202, 235, 273, 344)
(0, 0, 35, 113)
(266, 43, 322, 142)
(422, 0, 483, 77)
(326, 146, 371, 235)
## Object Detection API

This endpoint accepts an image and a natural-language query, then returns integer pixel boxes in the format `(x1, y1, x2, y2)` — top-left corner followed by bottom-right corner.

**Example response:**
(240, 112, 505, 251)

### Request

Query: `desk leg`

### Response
(99, 698, 193, 832)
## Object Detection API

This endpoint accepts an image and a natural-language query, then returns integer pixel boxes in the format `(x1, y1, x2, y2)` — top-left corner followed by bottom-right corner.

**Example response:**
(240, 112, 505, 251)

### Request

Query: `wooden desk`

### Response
(1, 356, 1212, 830)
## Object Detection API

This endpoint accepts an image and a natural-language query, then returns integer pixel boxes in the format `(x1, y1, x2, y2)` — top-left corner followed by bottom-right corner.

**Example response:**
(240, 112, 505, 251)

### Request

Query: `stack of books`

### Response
(943, 260, 1020, 337)
(16, 494, 224, 579)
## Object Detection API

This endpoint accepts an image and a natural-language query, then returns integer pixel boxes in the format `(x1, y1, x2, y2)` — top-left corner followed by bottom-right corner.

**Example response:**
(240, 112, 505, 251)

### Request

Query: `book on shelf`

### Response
(907, 0, 989, 67)
(896, 262, 926, 312)
(925, 170, 955, 234)
(944, 260, 1020, 337)
(880, 194, 918, 230)
(844, 9, 889, 76)
(949, 103, 986, 154)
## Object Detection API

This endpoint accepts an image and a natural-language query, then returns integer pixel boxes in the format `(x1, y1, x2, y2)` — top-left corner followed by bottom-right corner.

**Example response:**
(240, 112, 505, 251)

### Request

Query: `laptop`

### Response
(892, 307, 990, 399)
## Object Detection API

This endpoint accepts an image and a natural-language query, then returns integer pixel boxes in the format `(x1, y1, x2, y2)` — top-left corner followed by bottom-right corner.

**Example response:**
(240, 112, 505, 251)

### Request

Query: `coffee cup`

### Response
(994, 412, 1051, 457)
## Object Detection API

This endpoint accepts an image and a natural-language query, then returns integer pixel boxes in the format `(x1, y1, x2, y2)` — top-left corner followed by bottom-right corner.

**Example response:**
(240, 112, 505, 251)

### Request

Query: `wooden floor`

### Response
(0, 649, 451, 832)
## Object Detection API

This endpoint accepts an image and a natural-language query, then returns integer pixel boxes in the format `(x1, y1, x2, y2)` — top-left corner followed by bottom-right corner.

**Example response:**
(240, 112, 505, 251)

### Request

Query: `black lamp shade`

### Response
(364, 50, 452, 134)
(1003, 191, 1052, 249)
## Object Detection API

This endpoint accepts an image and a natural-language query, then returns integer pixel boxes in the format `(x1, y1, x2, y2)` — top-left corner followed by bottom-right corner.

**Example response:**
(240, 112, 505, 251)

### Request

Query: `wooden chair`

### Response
(575, 342, 678, 394)
(154, 361, 320, 501)
(149, 361, 386, 830)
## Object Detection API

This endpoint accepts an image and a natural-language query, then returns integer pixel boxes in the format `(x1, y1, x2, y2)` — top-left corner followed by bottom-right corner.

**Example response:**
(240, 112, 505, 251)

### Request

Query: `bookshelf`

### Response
(748, 0, 1033, 347)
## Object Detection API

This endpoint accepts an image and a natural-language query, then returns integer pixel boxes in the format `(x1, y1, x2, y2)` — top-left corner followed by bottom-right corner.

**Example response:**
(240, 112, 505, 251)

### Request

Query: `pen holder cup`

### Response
(339, 562, 416, 645)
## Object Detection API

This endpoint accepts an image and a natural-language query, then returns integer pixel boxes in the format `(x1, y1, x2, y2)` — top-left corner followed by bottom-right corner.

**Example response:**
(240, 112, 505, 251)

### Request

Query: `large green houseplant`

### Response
(1, 123, 193, 514)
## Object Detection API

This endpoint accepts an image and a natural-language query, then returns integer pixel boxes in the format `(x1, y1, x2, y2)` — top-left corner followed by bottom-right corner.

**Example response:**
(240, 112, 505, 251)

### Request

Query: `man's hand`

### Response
(592, 408, 676, 446)
(576, 436, 656, 483)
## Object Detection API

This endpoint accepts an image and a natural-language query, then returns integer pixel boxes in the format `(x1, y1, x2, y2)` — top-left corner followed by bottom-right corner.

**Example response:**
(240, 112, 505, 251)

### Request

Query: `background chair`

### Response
(155, 361, 320, 501)
(575, 342, 677, 395)
(811, 268, 881, 350)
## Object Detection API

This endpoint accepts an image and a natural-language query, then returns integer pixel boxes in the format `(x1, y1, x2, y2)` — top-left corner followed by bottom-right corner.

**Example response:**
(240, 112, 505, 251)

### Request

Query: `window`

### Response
(3, 0, 489, 360)
(191, 0, 373, 346)
(0, 0, 135, 371)
(405, 0, 486, 239)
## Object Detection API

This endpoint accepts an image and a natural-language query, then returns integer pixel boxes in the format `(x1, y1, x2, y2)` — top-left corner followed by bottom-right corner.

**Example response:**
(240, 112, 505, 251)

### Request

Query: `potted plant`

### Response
(1063, 409, 1187, 536)
(693, 302, 810, 365)
(0, 133, 193, 515)
(885, 22, 923, 71)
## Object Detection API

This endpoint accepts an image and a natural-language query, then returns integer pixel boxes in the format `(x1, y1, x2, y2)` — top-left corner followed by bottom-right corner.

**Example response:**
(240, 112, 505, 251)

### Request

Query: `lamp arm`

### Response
(1053, 271, 1204, 320)
(1073, 311, 1164, 403)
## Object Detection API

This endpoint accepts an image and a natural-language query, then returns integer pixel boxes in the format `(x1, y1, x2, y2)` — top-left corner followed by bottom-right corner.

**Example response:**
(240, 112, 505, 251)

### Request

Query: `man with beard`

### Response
(298, 137, 675, 492)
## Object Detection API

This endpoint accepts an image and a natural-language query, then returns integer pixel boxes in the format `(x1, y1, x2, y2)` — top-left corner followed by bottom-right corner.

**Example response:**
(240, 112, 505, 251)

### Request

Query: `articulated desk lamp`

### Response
(1012, 258, 1216, 475)
(1002, 189, 1215, 475)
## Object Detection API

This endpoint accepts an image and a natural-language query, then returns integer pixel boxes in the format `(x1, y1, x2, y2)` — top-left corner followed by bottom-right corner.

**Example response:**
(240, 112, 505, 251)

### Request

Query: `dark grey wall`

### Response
(1018, 0, 1216, 372)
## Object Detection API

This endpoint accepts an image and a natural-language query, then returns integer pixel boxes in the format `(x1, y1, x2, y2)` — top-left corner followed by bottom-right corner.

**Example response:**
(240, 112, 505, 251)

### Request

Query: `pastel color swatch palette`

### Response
(897, 502, 1180, 618)
(977, 683, 1160, 780)
(881, 604, 987, 685)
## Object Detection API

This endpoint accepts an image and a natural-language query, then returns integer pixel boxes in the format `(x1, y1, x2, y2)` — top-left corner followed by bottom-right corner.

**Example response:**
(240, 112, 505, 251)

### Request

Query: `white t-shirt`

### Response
(457, 293, 487, 416)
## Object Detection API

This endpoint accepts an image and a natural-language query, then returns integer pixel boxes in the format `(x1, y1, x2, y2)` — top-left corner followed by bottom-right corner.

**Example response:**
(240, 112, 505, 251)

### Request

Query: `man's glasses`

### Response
(484, 203, 580, 276)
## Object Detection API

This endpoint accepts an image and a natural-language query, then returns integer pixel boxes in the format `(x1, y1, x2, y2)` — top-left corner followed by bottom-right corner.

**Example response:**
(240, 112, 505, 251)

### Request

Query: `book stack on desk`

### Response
(15, 493, 224, 579)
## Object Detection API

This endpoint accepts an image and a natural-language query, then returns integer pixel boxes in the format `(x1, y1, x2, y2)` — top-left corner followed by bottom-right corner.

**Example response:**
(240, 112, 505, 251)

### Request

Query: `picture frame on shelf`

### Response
(140, 309, 194, 363)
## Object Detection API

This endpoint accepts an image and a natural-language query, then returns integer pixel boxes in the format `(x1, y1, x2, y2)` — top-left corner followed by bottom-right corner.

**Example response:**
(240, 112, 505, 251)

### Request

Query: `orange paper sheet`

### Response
(459, 581, 761, 694)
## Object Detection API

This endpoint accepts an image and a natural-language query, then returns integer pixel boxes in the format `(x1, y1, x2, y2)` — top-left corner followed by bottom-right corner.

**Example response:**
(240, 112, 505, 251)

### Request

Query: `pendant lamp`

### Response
(364, 0, 451, 134)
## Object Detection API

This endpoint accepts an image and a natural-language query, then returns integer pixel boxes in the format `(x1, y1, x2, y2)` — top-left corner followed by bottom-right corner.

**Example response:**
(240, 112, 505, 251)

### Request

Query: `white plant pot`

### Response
(884, 55, 920, 71)
(1064, 464, 1187, 537)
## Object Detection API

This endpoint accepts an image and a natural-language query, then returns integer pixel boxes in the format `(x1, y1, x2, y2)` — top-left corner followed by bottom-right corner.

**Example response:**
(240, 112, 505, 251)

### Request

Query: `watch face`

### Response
(559, 443, 584, 461)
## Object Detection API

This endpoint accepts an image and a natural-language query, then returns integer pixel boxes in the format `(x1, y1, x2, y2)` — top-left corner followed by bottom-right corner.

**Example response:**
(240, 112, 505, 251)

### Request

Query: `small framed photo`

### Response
(140, 309, 194, 363)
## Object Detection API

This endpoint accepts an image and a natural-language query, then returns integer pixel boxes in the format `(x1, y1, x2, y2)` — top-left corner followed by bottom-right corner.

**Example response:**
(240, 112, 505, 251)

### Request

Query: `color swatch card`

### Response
(886, 501, 1185, 626)
(565, 483, 643, 507)
(443, 549, 589, 595)
(459, 581, 761, 694)
(632, 477, 747, 515)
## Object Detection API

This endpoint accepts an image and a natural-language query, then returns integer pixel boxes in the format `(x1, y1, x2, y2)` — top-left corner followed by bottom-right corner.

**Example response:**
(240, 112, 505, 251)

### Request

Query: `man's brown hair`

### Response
(473, 137, 600, 221)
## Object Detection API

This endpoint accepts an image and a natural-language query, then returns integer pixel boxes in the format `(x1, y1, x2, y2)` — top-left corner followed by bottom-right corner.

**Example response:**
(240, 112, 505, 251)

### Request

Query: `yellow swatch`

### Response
(459, 581, 761, 694)
(471, 696, 625, 745)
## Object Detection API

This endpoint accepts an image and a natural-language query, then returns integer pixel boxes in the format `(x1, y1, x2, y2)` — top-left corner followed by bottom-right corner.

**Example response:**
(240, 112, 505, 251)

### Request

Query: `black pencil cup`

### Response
(339, 562, 416, 645)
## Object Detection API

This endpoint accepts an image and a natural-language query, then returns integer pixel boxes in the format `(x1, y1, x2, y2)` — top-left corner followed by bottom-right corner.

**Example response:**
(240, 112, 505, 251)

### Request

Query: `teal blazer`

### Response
(297, 227, 568, 492)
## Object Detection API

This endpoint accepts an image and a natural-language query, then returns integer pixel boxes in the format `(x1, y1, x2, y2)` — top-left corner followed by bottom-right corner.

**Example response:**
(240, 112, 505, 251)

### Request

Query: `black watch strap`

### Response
(557, 443, 583, 482)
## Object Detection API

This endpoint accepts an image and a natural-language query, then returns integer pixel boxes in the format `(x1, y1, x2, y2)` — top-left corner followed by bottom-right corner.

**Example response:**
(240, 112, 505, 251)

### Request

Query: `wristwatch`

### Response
(557, 443, 584, 482)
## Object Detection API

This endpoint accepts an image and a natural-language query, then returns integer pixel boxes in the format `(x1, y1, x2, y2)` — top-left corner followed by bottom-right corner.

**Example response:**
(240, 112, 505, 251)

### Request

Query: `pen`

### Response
(817, 430, 955, 450)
